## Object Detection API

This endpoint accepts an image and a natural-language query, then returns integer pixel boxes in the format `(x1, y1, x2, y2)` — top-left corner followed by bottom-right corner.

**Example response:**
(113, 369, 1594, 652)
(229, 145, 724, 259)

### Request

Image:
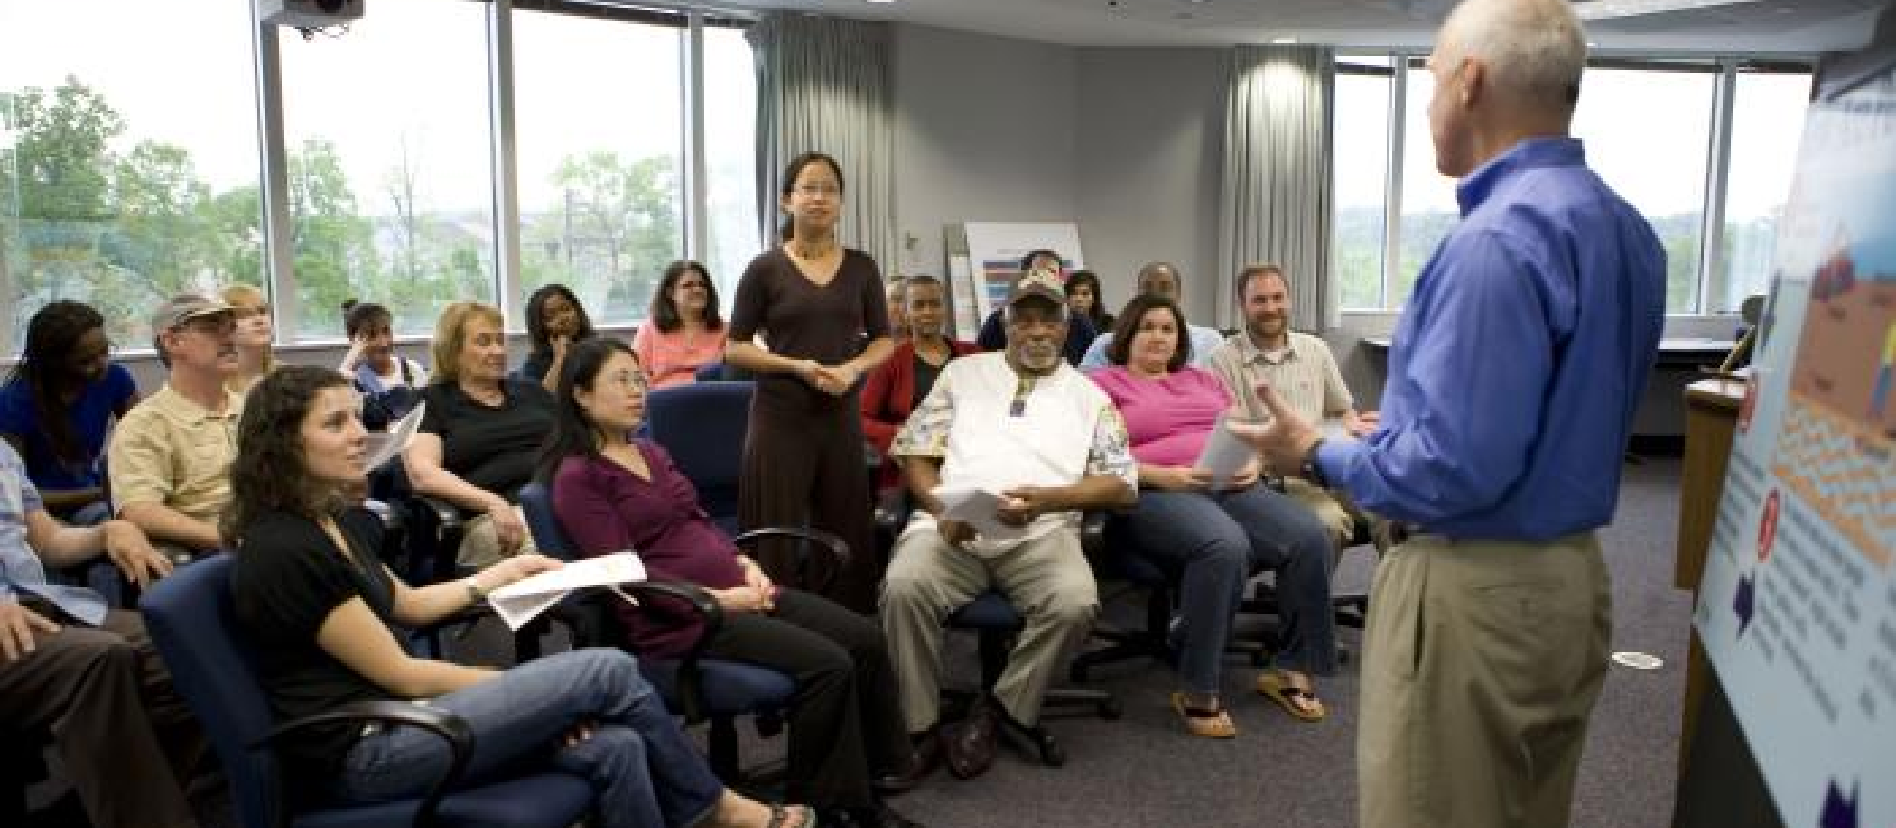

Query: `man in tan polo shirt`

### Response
(108, 294, 244, 562)
(1206, 263, 1377, 545)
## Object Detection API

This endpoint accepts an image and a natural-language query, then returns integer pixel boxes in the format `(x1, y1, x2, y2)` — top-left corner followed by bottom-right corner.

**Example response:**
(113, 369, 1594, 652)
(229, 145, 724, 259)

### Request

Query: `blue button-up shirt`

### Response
(0, 442, 109, 625)
(1316, 137, 1666, 541)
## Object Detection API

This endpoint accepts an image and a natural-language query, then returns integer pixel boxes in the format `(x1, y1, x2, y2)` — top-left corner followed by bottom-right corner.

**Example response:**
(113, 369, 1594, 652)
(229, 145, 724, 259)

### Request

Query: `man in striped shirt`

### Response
(1206, 263, 1376, 545)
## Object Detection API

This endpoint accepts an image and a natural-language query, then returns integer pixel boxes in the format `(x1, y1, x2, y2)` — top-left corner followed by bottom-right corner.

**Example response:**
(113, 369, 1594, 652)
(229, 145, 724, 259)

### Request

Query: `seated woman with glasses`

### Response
(633, 260, 729, 390)
(1089, 294, 1337, 737)
(228, 363, 811, 828)
(545, 338, 924, 828)
(0, 300, 139, 525)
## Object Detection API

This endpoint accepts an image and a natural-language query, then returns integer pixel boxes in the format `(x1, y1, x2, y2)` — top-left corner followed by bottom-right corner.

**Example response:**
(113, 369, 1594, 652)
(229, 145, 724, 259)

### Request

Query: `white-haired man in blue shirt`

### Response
(1236, 1, 1666, 826)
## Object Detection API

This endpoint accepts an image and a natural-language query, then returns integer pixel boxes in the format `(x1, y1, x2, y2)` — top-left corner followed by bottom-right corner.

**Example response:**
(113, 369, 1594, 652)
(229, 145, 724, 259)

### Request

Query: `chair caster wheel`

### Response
(1035, 732, 1065, 767)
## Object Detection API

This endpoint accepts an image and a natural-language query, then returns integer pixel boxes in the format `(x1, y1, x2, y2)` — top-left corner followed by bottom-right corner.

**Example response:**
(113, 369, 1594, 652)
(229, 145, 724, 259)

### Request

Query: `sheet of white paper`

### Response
(486, 552, 648, 630)
(931, 484, 1028, 541)
(1195, 416, 1256, 487)
(364, 401, 426, 471)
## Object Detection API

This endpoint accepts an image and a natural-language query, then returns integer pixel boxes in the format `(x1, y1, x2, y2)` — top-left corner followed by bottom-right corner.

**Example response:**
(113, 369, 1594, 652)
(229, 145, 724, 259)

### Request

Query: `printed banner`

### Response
(1694, 59, 1896, 828)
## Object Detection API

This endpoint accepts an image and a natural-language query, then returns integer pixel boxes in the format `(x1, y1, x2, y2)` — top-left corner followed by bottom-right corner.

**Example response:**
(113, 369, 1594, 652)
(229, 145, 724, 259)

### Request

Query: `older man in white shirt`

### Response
(881, 271, 1136, 782)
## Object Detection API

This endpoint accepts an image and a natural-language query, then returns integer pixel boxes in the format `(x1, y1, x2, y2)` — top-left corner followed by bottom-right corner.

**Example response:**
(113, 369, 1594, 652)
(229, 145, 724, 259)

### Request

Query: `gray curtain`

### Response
(747, 14, 898, 270)
(1217, 44, 1336, 331)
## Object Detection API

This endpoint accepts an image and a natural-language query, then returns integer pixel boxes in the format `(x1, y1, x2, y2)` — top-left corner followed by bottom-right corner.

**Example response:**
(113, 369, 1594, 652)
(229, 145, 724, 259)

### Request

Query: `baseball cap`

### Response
(1005, 271, 1066, 310)
(150, 294, 234, 334)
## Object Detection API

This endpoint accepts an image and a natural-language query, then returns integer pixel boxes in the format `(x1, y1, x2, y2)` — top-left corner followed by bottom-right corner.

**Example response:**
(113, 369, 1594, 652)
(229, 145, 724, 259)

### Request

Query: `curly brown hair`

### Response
(223, 364, 354, 544)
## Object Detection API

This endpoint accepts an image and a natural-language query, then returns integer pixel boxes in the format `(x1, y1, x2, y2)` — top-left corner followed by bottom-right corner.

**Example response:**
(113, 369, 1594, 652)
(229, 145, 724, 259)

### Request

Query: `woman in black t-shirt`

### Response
(227, 365, 810, 828)
(406, 300, 554, 567)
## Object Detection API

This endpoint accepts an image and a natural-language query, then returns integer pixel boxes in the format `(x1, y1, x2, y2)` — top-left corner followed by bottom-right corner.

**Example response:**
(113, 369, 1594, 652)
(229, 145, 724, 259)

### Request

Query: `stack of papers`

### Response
(486, 552, 647, 630)
(1195, 416, 1256, 488)
(931, 484, 1028, 541)
(364, 402, 426, 471)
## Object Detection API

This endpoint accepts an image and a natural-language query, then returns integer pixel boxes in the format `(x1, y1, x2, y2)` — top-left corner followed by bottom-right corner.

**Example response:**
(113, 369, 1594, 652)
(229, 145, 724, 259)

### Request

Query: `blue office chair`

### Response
(1068, 518, 1272, 682)
(644, 381, 752, 536)
(518, 482, 809, 782)
(140, 556, 595, 828)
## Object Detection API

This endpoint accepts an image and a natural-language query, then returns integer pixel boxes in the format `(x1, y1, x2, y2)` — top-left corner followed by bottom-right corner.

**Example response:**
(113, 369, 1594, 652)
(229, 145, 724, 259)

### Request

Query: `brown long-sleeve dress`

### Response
(728, 246, 889, 612)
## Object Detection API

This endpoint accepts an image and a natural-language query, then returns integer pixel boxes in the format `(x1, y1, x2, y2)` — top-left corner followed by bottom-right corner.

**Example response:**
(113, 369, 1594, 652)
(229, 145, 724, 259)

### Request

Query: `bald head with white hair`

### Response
(1426, 0, 1587, 178)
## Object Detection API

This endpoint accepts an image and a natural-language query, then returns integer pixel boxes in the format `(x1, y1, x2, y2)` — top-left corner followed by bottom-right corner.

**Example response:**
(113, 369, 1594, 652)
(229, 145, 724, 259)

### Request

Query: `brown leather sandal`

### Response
(1256, 669, 1327, 722)
(1170, 692, 1238, 738)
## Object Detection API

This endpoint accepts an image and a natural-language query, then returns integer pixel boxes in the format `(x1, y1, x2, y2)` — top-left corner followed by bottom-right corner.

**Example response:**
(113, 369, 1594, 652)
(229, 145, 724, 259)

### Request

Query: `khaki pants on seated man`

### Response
(879, 520, 1097, 735)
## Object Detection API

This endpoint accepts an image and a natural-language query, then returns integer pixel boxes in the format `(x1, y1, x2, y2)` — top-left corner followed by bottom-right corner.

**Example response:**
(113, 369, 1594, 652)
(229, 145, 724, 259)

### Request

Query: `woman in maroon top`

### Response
(543, 339, 923, 828)
(725, 152, 894, 613)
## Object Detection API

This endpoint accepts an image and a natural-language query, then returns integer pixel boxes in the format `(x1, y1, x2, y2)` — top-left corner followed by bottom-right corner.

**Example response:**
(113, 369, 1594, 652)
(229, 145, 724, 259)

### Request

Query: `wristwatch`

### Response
(465, 578, 489, 605)
(1300, 436, 1329, 488)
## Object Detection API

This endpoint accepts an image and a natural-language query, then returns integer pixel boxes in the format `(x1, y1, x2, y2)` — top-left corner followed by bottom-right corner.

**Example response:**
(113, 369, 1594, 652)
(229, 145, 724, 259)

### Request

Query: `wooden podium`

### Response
(1673, 377, 1746, 778)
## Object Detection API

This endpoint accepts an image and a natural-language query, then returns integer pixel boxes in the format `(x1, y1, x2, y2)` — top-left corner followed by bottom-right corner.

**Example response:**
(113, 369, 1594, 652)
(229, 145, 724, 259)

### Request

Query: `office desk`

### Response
(1357, 337, 1740, 437)
(1359, 336, 1736, 362)
(1674, 377, 1747, 778)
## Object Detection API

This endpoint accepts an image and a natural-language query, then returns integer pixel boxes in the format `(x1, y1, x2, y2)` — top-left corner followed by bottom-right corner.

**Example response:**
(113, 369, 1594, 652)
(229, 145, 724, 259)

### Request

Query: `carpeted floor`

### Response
(23, 456, 1691, 828)
(735, 455, 1695, 828)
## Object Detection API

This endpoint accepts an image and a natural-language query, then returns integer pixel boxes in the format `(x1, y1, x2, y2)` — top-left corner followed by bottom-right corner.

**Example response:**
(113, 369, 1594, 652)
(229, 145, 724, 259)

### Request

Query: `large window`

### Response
(1573, 63, 1717, 313)
(703, 26, 762, 303)
(278, 0, 497, 340)
(1340, 55, 1810, 316)
(1718, 68, 1812, 312)
(514, 10, 686, 328)
(1394, 63, 1459, 307)
(0, 0, 262, 352)
(1333, 60, 1392, 310)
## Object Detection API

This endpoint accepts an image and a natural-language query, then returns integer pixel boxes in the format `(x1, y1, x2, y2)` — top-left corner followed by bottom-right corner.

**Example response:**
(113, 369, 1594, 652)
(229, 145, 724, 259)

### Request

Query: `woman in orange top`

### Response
(633, 260, 729, 389)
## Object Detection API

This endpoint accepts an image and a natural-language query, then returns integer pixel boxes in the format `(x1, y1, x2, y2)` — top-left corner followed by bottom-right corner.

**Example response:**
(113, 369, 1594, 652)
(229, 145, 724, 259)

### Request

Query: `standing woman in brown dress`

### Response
(726, 152, 894, 613)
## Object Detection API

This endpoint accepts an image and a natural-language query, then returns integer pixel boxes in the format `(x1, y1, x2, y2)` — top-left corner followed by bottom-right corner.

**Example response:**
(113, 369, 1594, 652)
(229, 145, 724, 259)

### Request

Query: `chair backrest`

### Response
(140, 555, 287, 828)
(645, 381, 754, 527)
(518, 481, 576, 560)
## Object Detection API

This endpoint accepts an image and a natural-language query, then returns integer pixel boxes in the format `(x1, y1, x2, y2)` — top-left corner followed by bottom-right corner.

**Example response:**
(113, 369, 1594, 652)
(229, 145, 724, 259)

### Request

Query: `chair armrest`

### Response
(730, 527, 850, 566)
(619, 580, 723, 722)
(1080, 511, 1108, 556)
(419, 497, 466, 531)
(258, 700, 472, 828)
(731, 527, 850, 596)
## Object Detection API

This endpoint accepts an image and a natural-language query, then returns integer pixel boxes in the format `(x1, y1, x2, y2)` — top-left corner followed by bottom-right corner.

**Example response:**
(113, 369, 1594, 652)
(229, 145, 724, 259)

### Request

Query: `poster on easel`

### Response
(1693, 21, 1896, 828)
(958, 222, 1086, 322)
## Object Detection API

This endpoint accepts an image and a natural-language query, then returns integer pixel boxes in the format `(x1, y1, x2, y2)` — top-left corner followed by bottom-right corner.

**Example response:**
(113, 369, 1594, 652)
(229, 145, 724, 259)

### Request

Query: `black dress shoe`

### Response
(871, 733, 941, 795)
(941, 700, 998, 780)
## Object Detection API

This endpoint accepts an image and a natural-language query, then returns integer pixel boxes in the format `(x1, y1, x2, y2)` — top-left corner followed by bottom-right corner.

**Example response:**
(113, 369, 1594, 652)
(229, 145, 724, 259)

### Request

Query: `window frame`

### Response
(1335, 52, 1814, 316)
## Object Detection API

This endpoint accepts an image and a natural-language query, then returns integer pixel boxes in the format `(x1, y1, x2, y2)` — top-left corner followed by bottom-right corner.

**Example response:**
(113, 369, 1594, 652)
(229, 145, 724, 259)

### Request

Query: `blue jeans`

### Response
(1116, 484, 1338, 696)
(329, 648, 723, 828)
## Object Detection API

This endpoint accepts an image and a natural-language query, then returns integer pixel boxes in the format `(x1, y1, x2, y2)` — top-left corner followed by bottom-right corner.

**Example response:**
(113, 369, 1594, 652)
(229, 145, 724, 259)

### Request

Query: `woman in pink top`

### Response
(633, 260, 729, 389)
(1091, 294, 1336, 738)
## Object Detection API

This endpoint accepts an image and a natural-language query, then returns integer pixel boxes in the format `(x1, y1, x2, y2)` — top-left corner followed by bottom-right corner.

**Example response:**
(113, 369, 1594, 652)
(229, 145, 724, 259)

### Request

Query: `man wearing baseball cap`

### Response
(880, 269, 1137, 782)
(108, 294, 243, 562)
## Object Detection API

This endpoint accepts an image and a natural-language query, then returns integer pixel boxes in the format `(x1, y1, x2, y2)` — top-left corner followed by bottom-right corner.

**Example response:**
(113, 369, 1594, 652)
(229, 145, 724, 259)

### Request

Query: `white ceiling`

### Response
(691, 0, 1885, 52)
